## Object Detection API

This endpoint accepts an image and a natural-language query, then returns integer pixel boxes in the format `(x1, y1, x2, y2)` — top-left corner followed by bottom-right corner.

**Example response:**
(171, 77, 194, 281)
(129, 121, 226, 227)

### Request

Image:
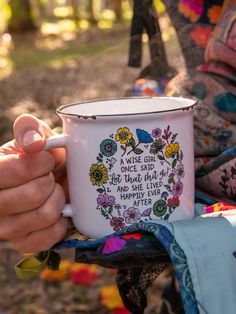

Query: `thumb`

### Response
(13, 114, 54, 154)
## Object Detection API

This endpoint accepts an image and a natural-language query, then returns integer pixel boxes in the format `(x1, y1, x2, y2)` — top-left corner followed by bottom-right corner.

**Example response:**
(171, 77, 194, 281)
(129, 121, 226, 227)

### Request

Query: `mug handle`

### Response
(44, 134, 73, 218)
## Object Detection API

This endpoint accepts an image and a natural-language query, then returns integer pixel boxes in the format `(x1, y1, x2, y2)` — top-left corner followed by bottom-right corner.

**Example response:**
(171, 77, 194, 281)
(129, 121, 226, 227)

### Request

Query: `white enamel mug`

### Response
(46, 97, 197, 238)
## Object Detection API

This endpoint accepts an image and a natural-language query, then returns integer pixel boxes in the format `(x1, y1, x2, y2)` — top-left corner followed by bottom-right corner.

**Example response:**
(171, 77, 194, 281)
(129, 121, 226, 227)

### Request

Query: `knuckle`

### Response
(0, 227, 13, 240)
(13, 159, 29, 183)
(0, 192, 8, 216)
(28, 174, 55, 208)
(13, 152, 55, 184)
(48, 220, 66, 243)
(0, 218, 26, 243)
(28, 185, 45, 208)
(41, 204, 60, 226)
(38, 183, 65, 226)
(11, 239, 28, 254)
(54, 183, 66, 207)
(4, 227, 16, 240)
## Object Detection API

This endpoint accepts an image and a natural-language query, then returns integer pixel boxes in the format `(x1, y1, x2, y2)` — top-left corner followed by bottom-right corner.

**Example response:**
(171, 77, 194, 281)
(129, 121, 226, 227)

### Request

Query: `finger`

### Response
(11, 218, 69, 253)
(0, 173, 55, 216)
(0, 183, 65, 240)
(13, 114, 66, 178)
(13, 114, 52, 154)
(0, 151, 55, 189)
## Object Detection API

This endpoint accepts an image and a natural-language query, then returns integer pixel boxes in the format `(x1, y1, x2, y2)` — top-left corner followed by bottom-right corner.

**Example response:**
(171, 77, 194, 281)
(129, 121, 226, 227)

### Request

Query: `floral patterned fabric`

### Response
(163, 0, 225, 68)
(164, 0, 236, 205)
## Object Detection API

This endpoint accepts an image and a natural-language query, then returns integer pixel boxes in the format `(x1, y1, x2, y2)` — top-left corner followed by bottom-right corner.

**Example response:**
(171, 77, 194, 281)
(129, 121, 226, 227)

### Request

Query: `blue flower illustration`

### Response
(100, 139, 117, 157)
(136, 129, 154, 143)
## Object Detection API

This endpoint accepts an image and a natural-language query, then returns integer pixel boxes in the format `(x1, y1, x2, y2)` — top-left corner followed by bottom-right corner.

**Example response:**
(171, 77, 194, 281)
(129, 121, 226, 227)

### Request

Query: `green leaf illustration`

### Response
(165, 184, 172, 190)
(164, 213, 170, 220)
(172, 159, 177, 169)
(128, 138, 136, 147)
(96, 188, 105, 193)
(157, 155, 164, 160)
(108, 207, 113, 214)
(133, 147, 143, 154)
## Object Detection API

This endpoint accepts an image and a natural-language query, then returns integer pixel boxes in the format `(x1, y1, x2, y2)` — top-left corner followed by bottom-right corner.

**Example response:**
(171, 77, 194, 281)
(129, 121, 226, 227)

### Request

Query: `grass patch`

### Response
(9, 40, 111, 70)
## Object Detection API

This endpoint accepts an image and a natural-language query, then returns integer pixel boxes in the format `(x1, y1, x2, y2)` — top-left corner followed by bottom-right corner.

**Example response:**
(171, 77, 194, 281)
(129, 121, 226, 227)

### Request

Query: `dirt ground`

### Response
(0, 23, 183, 314)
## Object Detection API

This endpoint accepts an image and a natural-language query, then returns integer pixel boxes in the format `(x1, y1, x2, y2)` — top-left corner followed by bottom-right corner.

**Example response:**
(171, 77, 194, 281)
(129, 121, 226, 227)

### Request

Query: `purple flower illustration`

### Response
(176, 164, 185, 179)
(172, 181, 184, 197)
(97, 193, 115, 208)
(162, 125, 172, 140)
(152, 127, 162, 138)
(102, 237, 126, 254)
(161, 191, 169, 200)
(141, 208, 152, 217)
(123, 207, 141, 224)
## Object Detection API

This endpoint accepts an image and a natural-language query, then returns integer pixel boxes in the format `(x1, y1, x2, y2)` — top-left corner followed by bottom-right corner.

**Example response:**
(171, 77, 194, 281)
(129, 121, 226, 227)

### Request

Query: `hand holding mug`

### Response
(0, 96, 196, 251)
(0, 114, 69, 253)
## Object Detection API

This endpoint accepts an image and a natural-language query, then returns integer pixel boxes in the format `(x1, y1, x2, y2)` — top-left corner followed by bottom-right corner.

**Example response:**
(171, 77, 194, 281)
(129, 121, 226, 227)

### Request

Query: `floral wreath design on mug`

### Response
(89, 126, 185, 232)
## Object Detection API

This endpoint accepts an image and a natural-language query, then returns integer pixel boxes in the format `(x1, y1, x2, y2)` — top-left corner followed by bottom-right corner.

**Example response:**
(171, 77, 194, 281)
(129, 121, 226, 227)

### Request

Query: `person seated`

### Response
(0, 1, 235, 313)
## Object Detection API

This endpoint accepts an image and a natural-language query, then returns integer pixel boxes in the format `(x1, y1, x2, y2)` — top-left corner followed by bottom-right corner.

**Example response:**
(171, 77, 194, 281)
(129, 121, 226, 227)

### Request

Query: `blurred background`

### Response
(0, 0, 182, 145)
(0, 1, 182, 313)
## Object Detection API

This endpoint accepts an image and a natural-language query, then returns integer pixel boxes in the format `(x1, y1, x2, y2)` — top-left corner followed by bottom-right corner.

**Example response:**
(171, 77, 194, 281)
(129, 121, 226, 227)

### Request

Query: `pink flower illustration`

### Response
(97, 193, 115, 208)
(123, 207, 141, 224)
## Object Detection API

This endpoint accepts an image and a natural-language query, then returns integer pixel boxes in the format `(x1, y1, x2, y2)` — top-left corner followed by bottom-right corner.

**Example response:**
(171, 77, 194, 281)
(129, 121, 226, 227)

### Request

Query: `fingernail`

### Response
(22, 130, 42, 146)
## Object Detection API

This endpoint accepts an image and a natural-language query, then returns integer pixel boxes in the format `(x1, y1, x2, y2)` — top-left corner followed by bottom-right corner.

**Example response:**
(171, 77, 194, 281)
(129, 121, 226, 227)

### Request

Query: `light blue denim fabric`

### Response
(171, 214, 236, 314)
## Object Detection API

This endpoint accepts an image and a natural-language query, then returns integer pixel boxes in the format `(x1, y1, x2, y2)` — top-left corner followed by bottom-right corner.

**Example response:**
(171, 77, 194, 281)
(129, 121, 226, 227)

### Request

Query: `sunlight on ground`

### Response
(0, 0, 133, 76)
(101, 9, 116, 21)
(79, 20, 90, 30)
(41, 19, 77, 35)
(0, 0, 184, 77)
(41, 17, 122, 35)
(97, 20, 113, 29)
(54, 6, 73, 18)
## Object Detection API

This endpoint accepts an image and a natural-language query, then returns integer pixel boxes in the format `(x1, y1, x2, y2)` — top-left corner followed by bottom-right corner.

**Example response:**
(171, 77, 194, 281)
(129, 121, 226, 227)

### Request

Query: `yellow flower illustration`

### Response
(89, 163, 109, 186)
(115, 127, 133, 144)
(165, 142, 180, 158)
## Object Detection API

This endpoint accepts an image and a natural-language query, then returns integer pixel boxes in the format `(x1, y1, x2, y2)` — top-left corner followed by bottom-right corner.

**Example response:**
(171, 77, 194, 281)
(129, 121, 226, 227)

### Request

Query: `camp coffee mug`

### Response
(45, 97, 197, 238)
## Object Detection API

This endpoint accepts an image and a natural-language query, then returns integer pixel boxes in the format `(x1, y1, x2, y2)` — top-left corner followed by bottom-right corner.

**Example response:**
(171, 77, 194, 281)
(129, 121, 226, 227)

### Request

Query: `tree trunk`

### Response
(8, 0, 37, 33)
(113, 0, 122, 20)
(87, 0, 97, 24)
(68, 0, 79, 23)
